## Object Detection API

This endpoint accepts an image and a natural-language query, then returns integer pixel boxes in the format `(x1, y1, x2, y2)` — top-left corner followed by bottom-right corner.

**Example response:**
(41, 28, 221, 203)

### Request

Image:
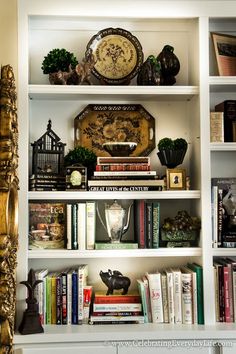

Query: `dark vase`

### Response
(157, 149, 187, 168)
(137, 55, 162, 85)
(157, 45, 180, 85)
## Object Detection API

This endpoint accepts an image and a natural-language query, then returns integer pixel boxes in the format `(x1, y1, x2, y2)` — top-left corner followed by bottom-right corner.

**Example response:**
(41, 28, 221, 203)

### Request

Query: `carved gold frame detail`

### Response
(0, 65, 19, 354)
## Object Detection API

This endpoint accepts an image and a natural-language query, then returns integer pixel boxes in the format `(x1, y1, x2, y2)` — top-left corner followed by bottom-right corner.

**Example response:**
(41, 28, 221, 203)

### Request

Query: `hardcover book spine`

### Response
(145, 201, 153, 249)
(215, 100, 236, 142)
(218, 188, 223, 247)
(86, 201, 96, 250)
(77, 203, 86, 250)
(56, 274, 62, 325)
(172, 269, 182, 324)
(66, 204, 72, 250)
(181, 273, 193, 324)
(94, 295, 141, 304)
(147, 272, 163, 323)
(152, 202, 160, 248)
(166, 270, 175, 324)
(161, 273, 169, 323)
(223, 266, 231, 323)
(93, 303, 142, 312)
(210, 111, 224, 142)
(51, 274, 56, 324)
(67, 270, 72, 325)
(61, 272, 67, 324)
(71, 203, 78, 250)
(88, 186, 163, 192)
(96, 164, 150, 171)
(137, 279, 148, 323)
(233, 268, 236, 322)
(72, 271, 78, 324)
(46, 274, 52, 324)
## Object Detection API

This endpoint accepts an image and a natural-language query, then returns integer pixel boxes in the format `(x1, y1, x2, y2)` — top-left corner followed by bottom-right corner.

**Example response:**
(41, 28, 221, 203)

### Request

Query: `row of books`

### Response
(210, 100, 236, 143)
(138, 263, 204, 324)
(89, 291, 144, 325)
(35, 265, 92, 325)
(211, 177, 236, 248)
(214, 257, 236, 323)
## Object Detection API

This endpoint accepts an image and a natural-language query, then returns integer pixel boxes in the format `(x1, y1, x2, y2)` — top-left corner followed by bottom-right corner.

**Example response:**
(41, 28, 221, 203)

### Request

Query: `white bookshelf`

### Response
(15, 0, 236, 352)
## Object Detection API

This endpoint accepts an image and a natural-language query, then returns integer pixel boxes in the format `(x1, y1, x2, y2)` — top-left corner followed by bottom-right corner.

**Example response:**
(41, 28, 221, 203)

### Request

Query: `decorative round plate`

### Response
(86, 27, 144, 85)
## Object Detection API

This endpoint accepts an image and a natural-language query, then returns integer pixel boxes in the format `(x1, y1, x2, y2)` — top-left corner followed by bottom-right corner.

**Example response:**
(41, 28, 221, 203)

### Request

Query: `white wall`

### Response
(0, 0, 18, 80)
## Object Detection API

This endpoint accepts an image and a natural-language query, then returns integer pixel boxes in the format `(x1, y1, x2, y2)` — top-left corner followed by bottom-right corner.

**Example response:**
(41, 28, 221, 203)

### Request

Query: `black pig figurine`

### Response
(99, 269, 131, 295)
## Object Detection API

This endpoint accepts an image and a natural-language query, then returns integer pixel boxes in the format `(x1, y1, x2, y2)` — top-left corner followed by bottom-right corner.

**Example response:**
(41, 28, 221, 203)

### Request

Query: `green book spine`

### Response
(187, 263, 204, 324)
(95, 243, 138, 250)
(46, 274, 52, 324)
(152, 201, 160, 248)
(137, 279, 148, 323)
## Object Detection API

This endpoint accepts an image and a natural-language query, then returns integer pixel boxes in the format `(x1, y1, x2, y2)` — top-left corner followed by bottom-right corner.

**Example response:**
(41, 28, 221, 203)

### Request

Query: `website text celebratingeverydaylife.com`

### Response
(104, 339, 233, 349)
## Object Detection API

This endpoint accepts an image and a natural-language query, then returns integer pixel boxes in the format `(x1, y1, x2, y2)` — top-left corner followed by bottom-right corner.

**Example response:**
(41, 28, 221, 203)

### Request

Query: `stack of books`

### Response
(89, 156, 164, 191)
(29, 173, 66, 191)
(89, 291, 144, 324)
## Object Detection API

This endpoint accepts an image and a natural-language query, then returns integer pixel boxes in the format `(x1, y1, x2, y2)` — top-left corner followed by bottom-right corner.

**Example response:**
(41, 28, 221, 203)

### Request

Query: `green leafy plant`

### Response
(41, 48, 78, 74)
(64, 146, 97, 167)
(157, 137, 174, 150)
(158, 137, 187, 151)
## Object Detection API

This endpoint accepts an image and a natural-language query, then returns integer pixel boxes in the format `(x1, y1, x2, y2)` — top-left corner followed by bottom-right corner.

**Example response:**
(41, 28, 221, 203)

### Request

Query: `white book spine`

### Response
(161, 273, 169, 323)
(166, 271, 174, 324)
(181, 273, 193, 324)
(191, 271, 198, 324)
(147, 273, 163, 323)
(86, 201, 96, 250)
(67, 271, 72, 325)
(172, 270, 182, 324)
(77, 203, 86, 250)
(93, 303, 142, 312)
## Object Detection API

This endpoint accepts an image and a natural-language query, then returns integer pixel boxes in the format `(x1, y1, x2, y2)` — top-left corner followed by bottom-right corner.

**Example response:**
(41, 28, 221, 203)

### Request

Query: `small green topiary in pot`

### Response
(41, 48, 78, 74)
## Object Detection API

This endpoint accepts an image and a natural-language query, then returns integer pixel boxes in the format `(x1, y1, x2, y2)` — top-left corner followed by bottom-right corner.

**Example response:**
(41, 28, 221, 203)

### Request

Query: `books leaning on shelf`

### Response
(210, 112, 224, 143)
(214, 257, 236, 323)
(36, 265, 90, 326)
(89, 291, 144, 325)
(211, 177, 236, 248)
(137, 263, 204, 325)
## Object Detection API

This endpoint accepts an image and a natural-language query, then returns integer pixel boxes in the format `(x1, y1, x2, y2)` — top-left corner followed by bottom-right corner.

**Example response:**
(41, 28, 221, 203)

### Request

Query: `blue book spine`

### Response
(72, 270, 78, 324)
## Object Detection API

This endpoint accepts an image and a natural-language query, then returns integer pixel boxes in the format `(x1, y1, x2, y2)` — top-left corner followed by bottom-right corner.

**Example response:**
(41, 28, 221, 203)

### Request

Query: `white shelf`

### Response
(209, 76, 236, 92)
(210, 143, 236, 151)
(212, 248, 236, 257)
(28, 84, 199, 101)
(28, 190, 201, 200)
(28, 248, 202, 259)
(13, 323, 236, 345)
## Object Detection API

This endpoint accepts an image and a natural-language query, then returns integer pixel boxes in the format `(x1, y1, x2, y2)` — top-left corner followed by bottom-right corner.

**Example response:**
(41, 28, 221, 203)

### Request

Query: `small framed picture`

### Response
(66, 164, 87, 190)
(166, 168, 186, 190)
(211, 32, 236, 76)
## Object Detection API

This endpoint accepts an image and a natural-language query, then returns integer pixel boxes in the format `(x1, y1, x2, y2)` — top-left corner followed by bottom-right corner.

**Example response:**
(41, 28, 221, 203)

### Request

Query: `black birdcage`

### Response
(30, 120, 66, 191)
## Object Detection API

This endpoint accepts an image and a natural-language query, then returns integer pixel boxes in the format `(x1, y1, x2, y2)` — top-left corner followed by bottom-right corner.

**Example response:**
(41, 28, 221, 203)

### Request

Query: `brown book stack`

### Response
(215, 100, 236, 142)
(89, 156, 164, 191)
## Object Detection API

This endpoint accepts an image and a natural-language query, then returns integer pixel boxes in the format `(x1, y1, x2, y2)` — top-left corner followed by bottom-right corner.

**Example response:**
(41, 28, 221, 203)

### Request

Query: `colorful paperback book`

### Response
(29, 203, 66, 249)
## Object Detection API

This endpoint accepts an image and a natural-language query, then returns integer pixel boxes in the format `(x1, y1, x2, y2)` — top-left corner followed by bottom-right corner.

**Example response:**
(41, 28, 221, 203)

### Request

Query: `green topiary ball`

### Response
(41, 48, 78, 74)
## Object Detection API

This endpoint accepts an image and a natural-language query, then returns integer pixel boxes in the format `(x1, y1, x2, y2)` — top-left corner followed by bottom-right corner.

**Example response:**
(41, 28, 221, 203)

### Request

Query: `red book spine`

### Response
(223, 266, 230, 322)
(139, 200, 146, 248)
(94, 296, 141, 304)
(96, 164, 150, 171)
